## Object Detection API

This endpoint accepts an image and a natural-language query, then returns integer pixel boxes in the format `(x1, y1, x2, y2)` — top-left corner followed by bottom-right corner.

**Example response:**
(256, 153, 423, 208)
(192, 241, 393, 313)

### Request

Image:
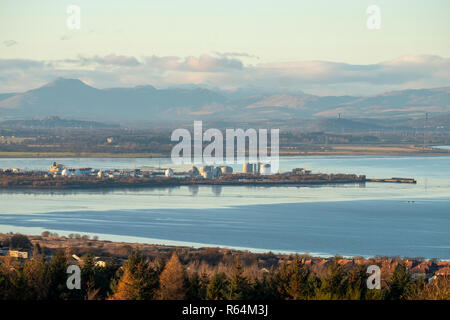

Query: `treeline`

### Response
(1, 250, 448, 300)
(2, 125, 449, 156)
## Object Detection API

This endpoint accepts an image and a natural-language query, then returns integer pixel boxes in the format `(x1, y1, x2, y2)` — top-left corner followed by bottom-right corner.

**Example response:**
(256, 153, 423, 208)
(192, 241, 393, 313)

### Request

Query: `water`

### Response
(0, 156, 449, 259)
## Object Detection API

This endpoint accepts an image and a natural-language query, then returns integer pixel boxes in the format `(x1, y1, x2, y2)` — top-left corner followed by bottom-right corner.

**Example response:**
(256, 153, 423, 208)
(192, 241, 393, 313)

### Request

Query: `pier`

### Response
(367, 177, 417, 184)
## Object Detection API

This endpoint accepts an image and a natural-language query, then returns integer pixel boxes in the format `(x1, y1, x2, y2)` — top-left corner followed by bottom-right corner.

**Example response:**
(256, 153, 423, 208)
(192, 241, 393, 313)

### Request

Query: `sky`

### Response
(0, 0, 449, 95)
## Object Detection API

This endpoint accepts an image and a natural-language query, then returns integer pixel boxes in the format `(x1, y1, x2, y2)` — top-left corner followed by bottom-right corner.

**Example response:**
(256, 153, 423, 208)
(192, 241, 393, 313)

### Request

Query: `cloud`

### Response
(60, 34, 72, 41)
(3, 40, 18, 47)
(0, 54, 448, 95)
(144, 54, 243, 72)
(73, 54, 141, 67)
(0, 59, 48, 71)
(252, 55, 450, 86)
(213, 52, 259, 60)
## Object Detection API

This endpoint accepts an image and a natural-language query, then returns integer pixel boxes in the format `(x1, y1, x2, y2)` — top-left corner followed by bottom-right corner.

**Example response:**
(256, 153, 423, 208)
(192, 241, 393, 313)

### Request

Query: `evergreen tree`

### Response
(316, 259, 348, 299)
(1, 261, 27, 300)
(385, 262, 412, 300)
(249, 271, 281, 300)
(286, 257, 313, 300)
(345, 264, 367, 300)
(227, 259, 251, 300)
(46, 250, 71, 300)
(206, 272, 228, 300)
(109, 250, 158, 300)
(186, 272, 206, 300)
(81, 254, 98, 300)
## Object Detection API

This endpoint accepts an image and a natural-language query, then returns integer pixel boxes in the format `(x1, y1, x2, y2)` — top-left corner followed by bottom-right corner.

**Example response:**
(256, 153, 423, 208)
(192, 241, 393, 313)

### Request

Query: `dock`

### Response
(367, 177, 417, 184)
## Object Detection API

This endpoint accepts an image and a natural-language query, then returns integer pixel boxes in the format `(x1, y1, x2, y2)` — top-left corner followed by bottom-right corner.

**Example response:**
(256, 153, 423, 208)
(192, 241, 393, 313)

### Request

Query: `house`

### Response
(8, 250, 29, 259)
(95, 260, 106, 268)
(410, 260, 436, 280)
(429, 266, 450, 283)
(435, 267, 450, 277)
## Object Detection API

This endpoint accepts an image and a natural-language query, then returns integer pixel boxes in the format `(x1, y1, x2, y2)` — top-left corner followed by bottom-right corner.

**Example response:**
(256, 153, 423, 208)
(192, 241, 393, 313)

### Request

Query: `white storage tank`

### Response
(191, 166, 199, 176)
(202, 171, 213, 179)
(165, 168, 174, 177)
(220, 166, 233, 175)
(243, 163, 253, 174)
(213, 167, 222, 178)
(260, 163, 271, 174)
(199, 166, 213, 175)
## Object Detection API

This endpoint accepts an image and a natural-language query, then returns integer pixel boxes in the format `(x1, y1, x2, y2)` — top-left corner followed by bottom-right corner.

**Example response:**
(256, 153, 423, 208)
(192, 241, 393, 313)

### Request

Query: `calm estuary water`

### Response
(0, 156, 449, 259)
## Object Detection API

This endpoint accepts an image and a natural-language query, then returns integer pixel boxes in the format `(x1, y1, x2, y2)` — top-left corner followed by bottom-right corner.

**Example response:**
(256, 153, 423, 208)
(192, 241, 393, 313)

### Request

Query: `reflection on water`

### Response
(1, 198, 449, 259)
(188, 185, 199, 196)
(211, 185, 222, 196)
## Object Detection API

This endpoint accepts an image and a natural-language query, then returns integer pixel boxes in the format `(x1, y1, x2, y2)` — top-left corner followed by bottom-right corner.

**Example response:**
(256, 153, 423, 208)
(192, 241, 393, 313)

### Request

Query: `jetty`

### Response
(367, 177, 417, 184)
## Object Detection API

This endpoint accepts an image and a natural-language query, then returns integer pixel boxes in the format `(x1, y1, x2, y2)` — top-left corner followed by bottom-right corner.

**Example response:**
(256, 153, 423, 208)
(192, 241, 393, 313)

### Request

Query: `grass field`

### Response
(0, 145, 448, 158)
(0, 152, 167, 158)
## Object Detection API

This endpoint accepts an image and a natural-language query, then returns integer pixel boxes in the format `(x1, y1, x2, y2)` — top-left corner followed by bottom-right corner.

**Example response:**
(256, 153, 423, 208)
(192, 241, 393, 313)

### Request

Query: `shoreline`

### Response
(0, 172, 394, 190)
(0, 149, 449, 159)
(2, 231, 448, 262)
(2, 196, 449, 261)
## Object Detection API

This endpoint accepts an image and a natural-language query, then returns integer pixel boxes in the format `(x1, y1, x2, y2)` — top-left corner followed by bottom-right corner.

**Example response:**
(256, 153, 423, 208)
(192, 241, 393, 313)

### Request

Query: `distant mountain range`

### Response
(0, 116, 119, 129)
(0, 78, 449, 122)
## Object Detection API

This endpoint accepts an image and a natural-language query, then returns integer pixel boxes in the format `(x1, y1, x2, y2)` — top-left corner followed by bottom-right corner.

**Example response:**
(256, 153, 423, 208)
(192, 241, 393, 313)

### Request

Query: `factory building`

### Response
(49, 162, 64, 173)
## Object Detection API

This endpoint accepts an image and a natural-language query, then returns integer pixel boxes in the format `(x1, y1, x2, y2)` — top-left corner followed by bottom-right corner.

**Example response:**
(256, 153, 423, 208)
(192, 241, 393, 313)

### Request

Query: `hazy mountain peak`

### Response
(0, 79, 449, 121)
(42, 77, 91, 89)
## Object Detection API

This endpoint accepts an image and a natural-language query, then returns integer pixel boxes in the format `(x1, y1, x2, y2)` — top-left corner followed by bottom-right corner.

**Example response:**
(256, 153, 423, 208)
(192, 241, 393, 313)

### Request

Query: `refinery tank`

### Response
(188, 166, 200, 177)
(260, 163, 271, 174)
(202, 171, 213, 179)
(220, 166, 233, 175)
(213, 167, 222, 178)
(243, 163, 254, 174)
(199, 166, 213, 175)
(165, 168, 174, 177)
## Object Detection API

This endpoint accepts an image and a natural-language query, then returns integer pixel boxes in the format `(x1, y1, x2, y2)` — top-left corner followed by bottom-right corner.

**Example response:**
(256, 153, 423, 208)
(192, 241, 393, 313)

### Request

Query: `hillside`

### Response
(0, 78, 449, 121)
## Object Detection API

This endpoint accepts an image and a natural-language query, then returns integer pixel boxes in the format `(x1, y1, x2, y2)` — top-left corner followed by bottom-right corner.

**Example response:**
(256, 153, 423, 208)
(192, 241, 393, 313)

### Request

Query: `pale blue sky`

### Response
(1, 0, 449, 63)
(0, 1, 449, 93)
